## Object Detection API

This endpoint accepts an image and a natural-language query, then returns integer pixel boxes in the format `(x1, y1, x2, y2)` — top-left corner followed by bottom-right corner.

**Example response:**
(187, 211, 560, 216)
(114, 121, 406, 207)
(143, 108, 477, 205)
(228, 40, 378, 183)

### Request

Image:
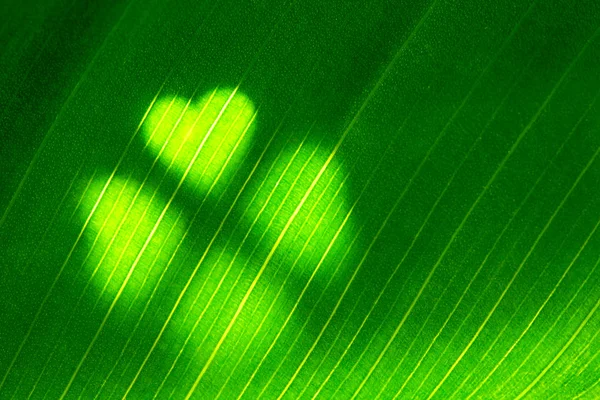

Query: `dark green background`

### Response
(1, 0, 600, 398)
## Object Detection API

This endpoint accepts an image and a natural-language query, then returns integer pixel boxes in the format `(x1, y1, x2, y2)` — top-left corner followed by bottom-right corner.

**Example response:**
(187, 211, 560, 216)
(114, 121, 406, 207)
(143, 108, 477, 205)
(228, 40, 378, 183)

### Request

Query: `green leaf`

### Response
(1, 0, 599, 399)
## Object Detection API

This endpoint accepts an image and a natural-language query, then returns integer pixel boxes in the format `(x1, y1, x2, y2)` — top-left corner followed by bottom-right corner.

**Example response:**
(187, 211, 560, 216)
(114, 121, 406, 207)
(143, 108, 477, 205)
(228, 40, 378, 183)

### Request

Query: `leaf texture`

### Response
(1, 0, 600, 399)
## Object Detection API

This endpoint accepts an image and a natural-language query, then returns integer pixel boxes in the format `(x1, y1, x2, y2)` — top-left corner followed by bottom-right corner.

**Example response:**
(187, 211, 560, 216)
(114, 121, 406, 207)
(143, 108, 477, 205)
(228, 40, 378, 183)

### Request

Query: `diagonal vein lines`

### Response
(209, 2, 441, 398)
(4, 0, 228, 395)
(310, 5, 540, 397)
(326, 25, 599, 400)
(400, 81, 600, 400)
(52, 90, 228, 398)
(145, 104, 275, 396)
(498, 217, 600, 398)
(174, 135, 325, 396)
(102, 107, 259, 399)
(183, 132, 332, 398)
(0, 0, 137, 233)
(515, 254, 600, 399)
(463, 93, 600, 400)
(120, 104, 255, 397)
(263, 183, 356, 399)
(59, 85, 243, 399)
(180, 2, 440, 395)
(215, 161, 349, 399)
(275, 100, 427, 400)
(0, 82, 165, 392)
(423, 27, 600, 400)
(94, 109, 255, 398)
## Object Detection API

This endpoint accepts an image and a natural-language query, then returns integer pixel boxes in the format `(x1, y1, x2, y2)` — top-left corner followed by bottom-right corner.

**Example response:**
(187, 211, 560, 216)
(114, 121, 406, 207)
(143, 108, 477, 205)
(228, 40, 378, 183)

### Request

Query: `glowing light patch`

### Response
(242, 139, 355, 272)
(69, 89, 357, 399)
(142, 89, 256, 196)
(79, 176, 185, 306)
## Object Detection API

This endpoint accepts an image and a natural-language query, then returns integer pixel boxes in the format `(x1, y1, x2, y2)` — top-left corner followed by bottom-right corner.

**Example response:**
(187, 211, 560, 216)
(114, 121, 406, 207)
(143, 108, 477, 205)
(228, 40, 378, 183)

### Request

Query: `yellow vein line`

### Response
(270, 219, 357, 399)
(570, 326, 600, 380)
(130, 57, 322, 399)
(58, 85, 241, 399)
(274, 115, 432, 400)
(67, 167, 100, 223)
(379, 5, 543, 392)
(149, 110, 302, 397)
(183, 85, 362, 400)
(214, 160, 347, 399)
(352, 21, 536, 396)
(101, 112, 257, 400)
(318, 80, 495, 400)
(441, 226, 535, 400)
(161, 64, 320, 348)
(90, 126, 245, 397)
(237, 229, 364, 400)
(492, 224, 600, 398)
(284, 111, 434, 400)
(86, 87, 234, 393)
(157, 99, 265, 343)
(295, 96, 424, 399)
(372, 143, 485, 398)
(233, 5, 441, 398)
(169, 134, 323, 394)
(5, 0, 222, 389)
(176, 132, 324, 394)
(515, 254, 600, 399)
(116, 2, 303, 392)
(146, 100, 261, 396)
(91, 89, 234, 398)
(20, 159, 85, 277)
(118, 87, 252, 398)
(119, 60, 319, 400)
(252, 97, 429, 400)
(83, 89, 216, 315)
(79, 93, 188, 302)
(447, 208, 597, 400)
(487, 184, 600, 398)
(93, 93, 243, 399)
(0, 0, 135, 232)
(182, 4, 427, 390)
(5, 164, 85, 399)
(423, 28, 599, 400)
(465, 109, 600, 400)
(23, 90, 187, 399)
(573, 362, 600, 399)
(184, 41, 410, 396)
(154, 118, 309, 400)
(251, 168, 353, 398)
(54, 92, 193, 397)
(398, 83, 600, 400)
(327, 128, 470, 398)
(348, 36, 538, 400)
(241, 228, 362, 399)
(321, 47, 533, 400)
(342, 26, 596, 400)
(76, 203, 185, 399)
(202, 104, 330, 400)
(21, 90, 175, 398)
(13, 2, 230, 386)
(435, 203, 585, 400)
(0, 82, 165, 392)
(167, 145, 321, 397)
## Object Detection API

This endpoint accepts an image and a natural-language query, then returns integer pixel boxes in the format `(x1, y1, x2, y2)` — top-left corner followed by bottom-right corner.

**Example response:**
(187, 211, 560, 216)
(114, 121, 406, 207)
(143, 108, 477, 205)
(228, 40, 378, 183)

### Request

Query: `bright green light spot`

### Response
(143, 88, 256, 196)
(243, 139, 355, 274)
(79, 176, 185, 306)
(73, 88, 356, 396)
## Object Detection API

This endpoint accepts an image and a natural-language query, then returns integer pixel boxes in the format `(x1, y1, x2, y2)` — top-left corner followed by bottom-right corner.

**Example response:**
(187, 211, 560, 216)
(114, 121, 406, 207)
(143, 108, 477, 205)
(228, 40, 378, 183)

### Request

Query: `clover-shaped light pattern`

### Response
(73, 87, 355, 399)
